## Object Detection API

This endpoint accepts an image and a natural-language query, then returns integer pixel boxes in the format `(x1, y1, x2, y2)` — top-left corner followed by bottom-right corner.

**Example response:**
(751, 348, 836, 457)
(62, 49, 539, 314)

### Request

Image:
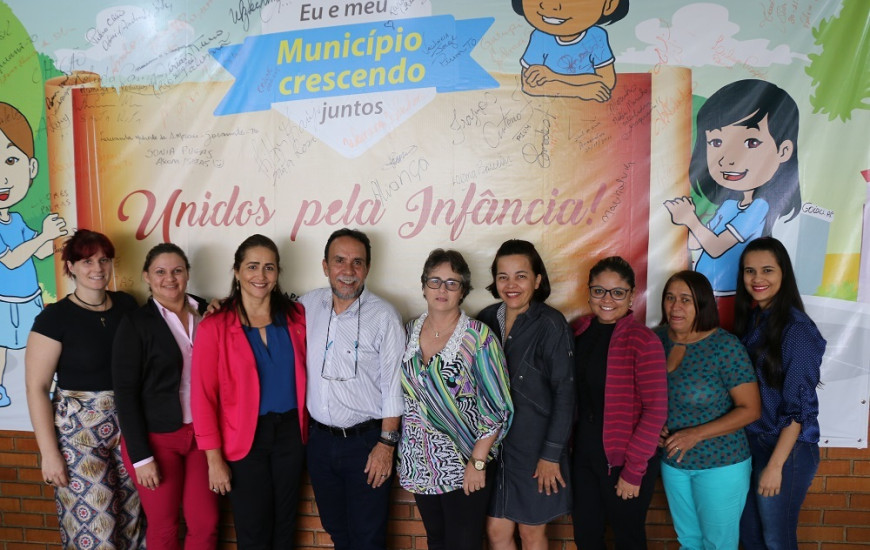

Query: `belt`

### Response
(311, 418, 380, 437)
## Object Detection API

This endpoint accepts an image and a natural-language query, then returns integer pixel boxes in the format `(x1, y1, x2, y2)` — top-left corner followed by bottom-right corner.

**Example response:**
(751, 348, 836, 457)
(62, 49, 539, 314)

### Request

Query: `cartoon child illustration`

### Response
(664, 79, 801, 327)
(0, 102, 67, 407)
(511, 0, 629, 102)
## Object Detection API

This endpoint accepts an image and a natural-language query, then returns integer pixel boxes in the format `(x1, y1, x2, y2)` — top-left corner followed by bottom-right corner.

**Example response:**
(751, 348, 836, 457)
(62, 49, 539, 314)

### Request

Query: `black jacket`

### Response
(478, 300, 575, 462)
(112, 295, 208, 463)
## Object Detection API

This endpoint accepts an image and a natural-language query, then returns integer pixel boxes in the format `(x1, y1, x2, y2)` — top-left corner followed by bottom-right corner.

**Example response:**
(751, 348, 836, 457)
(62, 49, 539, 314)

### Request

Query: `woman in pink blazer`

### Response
(192, 234, 307, 549)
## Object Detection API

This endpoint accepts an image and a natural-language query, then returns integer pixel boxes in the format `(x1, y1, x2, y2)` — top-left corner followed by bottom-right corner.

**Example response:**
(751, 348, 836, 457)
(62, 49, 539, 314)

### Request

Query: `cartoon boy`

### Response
(0, 102, 67, 407)
(512, 0, 629, 101)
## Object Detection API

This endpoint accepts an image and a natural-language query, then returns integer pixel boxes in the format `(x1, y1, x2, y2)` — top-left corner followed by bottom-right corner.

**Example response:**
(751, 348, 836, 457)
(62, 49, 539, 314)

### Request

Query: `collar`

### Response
(403, 310, 470, 364)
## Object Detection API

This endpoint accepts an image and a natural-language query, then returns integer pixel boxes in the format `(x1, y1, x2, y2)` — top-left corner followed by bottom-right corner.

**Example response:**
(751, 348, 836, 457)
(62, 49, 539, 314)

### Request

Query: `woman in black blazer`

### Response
(112, 243, 218, 550)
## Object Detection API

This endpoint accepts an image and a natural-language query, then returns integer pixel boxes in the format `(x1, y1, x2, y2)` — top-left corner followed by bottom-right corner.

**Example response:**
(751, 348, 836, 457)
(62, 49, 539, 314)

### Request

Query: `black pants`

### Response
(228, 411, 305, 550)
(413, 467, 495, 550)
(572, 450, 660, 550)
(306, 421, 391, 550)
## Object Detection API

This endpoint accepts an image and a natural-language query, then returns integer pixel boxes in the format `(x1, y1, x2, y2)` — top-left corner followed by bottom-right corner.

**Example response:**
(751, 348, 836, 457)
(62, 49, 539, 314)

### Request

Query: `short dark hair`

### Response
(660, 270, 719, 332)
(588, 256, 635, 288)
(142, 242, 190, 272)
(421, 249, 473, 304)
(510, 0, 630, 26)
(485, 239, 551, 302)
(62, 229, 115, 278)
(324, 228, 371, 267)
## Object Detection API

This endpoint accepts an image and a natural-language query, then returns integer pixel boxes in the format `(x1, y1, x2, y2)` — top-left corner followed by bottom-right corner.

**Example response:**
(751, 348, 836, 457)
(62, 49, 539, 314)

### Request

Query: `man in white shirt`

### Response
(299, 228, 404, 550)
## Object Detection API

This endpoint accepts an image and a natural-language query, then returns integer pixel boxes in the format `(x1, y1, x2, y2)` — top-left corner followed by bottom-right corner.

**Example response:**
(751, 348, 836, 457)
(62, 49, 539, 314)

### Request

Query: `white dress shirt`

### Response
(299, 287, 404, 428)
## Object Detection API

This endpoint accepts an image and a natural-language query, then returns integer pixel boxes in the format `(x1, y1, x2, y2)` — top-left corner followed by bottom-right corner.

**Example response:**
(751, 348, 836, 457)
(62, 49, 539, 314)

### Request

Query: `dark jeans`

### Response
(228, 410, 305, 550)
(572, 451, 660, 550)
(740, 433, 820, 550)
(414, 468, 495, 550)
(306, 422, 391, 550)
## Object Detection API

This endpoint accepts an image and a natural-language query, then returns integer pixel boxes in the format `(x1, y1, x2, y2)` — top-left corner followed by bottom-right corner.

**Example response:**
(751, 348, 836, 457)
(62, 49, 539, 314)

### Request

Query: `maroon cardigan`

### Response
(572, 313, 667, 485)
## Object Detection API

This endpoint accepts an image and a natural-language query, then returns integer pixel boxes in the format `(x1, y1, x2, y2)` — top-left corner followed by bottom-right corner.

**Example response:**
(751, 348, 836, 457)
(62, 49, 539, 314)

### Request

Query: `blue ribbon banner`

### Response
(211, 15, 498, 115)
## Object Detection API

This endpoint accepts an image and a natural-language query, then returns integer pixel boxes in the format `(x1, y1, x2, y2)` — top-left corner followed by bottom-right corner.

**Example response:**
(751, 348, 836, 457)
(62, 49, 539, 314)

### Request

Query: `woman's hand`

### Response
(463, 462, 487, 496)
(658, 425, 670, 448)
(41, 451, 69, 488)
(615, 476, 641, 500)
(135, 462, 161, 490)
(533, 459, 566, 495)
(757, 463, 783, 497)
(206, 450, 232, 495)
(664, 426, 703, 462)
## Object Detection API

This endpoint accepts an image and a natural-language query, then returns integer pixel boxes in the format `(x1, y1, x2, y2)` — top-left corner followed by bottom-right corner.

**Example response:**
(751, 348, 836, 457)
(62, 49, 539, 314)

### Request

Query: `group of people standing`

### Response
(24, 226, 824, 550)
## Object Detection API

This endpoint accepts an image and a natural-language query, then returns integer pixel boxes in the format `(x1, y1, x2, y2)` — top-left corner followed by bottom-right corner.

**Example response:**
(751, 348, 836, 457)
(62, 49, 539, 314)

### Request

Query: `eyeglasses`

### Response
(321, 297, 361, 381)
(589, 286, 630, 301)
(425, 277, 463, 292)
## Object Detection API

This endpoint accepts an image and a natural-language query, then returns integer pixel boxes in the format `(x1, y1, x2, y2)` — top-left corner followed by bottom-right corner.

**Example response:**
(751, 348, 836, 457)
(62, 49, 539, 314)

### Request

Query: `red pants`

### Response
(121, 425, 219, 550)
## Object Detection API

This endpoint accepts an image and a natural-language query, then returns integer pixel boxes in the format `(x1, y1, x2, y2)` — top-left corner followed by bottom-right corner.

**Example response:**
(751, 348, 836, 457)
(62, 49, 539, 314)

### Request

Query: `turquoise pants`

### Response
(661, 458, 751, 550)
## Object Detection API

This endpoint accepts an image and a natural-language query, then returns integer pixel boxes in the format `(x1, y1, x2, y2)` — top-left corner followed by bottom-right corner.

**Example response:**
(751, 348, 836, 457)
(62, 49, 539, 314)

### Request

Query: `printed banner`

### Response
(0, 0, 867, 447)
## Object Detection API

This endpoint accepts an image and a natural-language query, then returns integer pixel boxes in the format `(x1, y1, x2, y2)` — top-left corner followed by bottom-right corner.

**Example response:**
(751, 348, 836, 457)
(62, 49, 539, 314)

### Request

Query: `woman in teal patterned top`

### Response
(398, 248, 513, 550)
(655, 271, 761, 550)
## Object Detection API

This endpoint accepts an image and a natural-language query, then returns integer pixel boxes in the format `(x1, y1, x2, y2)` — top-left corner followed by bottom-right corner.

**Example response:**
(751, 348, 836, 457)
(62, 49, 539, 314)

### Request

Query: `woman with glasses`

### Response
(570, 256, 667, 550)
(191, 234, 308, 549)
(398, 248, 513, 550)
(479, 240, 575, 550)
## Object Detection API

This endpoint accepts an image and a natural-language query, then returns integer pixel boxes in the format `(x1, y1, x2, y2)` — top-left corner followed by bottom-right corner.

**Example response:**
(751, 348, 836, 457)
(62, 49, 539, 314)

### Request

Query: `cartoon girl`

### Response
(0, 102, 67, 407)
(511, 0, 629, 102)
(664, 79, 801, 328)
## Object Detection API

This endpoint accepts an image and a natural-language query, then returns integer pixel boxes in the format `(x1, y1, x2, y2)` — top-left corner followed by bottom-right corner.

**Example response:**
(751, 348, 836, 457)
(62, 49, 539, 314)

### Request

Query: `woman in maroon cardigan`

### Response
(571, 256, 668, 550)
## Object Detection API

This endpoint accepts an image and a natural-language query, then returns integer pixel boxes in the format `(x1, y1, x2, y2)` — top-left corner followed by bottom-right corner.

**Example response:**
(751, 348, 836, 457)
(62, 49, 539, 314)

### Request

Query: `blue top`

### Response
(0, 212, 40, 300)
(741, 307, 826, 443)
(243, 321, 297, 415)
(521, 27, 614, 74)
(655, 327, 756, 470)
(695, 198, 768, 295)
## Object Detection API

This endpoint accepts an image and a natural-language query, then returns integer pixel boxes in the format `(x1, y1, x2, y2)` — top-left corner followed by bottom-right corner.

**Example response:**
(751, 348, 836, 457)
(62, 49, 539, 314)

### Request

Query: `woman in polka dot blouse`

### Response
(655, 270, 761, 550)
(735, 237, 826, 550)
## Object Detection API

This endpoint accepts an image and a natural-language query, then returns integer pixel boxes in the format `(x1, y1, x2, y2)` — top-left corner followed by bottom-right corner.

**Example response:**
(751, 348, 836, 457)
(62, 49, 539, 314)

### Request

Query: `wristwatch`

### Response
(379, 430, 400, 447)
(471, 457, 486, 471)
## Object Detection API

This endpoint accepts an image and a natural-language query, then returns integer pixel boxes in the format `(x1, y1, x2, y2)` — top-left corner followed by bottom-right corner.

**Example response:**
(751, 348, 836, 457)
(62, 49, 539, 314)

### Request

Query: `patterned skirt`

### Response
(53, 389, 146, 549)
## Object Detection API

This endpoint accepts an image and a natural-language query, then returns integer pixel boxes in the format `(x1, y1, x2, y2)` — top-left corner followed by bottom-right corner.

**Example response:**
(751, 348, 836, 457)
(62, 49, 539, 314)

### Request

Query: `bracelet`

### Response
(378, 436, 398, 447)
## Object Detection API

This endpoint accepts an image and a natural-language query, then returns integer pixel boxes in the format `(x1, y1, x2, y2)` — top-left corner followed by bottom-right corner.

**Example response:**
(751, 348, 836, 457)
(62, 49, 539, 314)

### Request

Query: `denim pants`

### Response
(661, 459, 750, 550)
(740, 433, 819, 550)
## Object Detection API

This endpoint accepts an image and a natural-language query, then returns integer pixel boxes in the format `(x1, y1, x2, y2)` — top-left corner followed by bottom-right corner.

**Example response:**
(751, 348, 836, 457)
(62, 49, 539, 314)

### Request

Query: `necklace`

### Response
(74, 290, 107, 308)
(428, 314, 459, 339)
(74, 291, 108, 327)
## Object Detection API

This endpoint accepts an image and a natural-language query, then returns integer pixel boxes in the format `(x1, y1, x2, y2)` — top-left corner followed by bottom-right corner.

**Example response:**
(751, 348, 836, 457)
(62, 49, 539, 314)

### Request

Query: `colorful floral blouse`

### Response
(398, 311, 513, 495)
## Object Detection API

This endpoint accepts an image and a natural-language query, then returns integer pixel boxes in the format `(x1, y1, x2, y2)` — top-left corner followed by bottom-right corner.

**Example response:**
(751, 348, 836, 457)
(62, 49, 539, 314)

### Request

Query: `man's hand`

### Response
(364, 442, 394, 488)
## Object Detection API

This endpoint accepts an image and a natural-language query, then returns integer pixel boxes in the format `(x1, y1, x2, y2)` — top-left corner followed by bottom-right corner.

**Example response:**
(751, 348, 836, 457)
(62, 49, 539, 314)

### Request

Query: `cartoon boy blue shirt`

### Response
(521, 26, 614, 75)
(0, 212, 41, 300)
(695, 198, 769, 295)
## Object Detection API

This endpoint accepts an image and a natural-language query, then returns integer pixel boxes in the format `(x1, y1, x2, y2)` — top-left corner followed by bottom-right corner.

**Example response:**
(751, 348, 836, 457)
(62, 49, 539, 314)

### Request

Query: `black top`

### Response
(31, 291, 138, 391)
(574, 318, 615, 461)
(112, 295, 208, 463)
